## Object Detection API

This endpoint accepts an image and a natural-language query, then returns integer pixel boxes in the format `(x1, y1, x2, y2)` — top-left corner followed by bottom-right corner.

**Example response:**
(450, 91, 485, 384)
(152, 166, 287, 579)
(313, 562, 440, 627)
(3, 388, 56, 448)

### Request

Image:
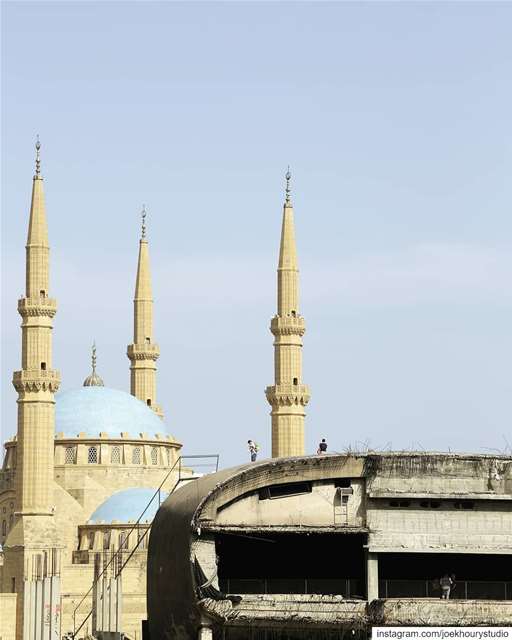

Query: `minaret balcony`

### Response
(270, 315, 305, 336)
(17, 296, 57, 318)
(127, 343, 160, 361)
(265, 384, 311, 407)
(12, 368, 61, 393)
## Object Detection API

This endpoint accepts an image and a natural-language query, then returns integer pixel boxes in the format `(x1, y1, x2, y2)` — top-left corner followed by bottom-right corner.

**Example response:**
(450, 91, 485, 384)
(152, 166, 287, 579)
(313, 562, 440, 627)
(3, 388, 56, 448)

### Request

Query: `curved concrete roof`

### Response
(148, 460, 254, 638)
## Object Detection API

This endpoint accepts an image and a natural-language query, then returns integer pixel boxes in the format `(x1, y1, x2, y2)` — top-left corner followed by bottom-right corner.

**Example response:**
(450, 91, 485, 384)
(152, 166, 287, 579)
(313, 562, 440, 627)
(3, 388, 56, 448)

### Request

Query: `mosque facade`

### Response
(0, 143, 183, 639)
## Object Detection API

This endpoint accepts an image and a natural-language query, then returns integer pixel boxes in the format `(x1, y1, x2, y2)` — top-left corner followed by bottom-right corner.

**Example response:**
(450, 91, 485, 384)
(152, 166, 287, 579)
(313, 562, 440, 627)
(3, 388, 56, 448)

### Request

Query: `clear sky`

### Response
(2, 1, 512, 468)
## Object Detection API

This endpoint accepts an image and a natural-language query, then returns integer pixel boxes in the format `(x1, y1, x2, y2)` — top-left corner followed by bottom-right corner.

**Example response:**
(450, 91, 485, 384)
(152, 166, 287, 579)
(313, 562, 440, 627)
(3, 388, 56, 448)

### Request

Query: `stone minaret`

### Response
(265, 170, 310, 457)
(127, 206, 163, 418)
(4, 139, 62, 637)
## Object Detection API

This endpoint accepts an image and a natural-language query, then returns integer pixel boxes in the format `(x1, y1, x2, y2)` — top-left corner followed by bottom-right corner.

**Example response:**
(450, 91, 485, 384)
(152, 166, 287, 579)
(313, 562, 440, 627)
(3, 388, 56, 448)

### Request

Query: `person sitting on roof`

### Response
(317, 438, 328, 455)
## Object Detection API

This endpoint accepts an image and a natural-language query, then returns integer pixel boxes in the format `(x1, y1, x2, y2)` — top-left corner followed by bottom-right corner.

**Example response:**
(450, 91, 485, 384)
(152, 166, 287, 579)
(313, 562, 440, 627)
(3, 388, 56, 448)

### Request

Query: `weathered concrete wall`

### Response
(367, 454, 512, 496)
(368, 499, 512, 553)
(371, 598, 512, 626)
(215, 480, 365, 528)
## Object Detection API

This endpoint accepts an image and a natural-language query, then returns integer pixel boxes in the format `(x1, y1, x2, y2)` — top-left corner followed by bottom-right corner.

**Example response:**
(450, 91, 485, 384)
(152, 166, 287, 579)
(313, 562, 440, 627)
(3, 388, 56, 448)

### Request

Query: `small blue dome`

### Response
(89, 488, 169, 523)
(56, 386, 167, 438)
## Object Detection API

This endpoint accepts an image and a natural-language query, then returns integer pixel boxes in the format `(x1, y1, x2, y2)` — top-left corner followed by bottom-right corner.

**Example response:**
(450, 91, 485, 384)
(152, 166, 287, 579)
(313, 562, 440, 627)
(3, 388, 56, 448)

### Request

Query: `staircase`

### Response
(71, 454, 219, 639)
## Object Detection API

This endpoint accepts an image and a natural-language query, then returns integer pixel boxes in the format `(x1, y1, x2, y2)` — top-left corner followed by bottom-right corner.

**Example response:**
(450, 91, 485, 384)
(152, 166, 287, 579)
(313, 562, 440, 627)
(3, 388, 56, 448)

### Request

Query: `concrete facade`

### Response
(148, 452, 512, 639)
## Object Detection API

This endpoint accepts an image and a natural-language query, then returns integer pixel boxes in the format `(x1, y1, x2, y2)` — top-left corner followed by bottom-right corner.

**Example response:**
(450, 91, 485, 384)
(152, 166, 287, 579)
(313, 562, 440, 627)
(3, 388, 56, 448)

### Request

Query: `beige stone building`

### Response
(0, 142, 183, 639)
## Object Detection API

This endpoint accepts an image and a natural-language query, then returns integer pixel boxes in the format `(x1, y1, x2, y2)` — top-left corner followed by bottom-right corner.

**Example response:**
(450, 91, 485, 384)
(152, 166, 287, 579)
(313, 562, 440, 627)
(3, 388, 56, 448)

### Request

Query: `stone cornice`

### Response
(270, 315, 305, 337)
(18, 296, 57, 318)
(127, 343, 160, 361)
(265, 384, 311, 407)
(12, 369, 61, 393)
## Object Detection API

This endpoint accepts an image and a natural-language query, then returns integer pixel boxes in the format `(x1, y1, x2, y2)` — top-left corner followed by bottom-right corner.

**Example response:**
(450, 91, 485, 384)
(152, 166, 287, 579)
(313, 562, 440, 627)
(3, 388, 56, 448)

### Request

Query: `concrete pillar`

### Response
(367, 551, 379, 601)
(198, 625, 213, 640)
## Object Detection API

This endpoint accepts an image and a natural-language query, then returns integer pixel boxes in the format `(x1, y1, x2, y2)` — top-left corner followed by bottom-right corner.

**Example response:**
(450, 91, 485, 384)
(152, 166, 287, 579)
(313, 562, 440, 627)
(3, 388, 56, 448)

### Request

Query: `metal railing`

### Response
(220, 577, 365, 599)
(72, 454, 219, 638)
(379, 579, 512, 600)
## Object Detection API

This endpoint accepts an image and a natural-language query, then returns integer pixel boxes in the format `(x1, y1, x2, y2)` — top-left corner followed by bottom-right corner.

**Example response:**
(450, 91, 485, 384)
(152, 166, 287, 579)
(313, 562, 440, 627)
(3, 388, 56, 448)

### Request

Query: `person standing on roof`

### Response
(248, 440, 259, 462)
(317, 439, 328, 455)
(439, 573, 454, 599)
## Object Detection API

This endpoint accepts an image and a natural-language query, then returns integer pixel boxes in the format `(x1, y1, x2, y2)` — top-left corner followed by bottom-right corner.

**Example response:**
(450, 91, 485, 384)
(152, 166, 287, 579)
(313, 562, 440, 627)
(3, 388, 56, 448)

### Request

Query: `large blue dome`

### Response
(56, 386, 168, 438)
(89, 488, 169, 523)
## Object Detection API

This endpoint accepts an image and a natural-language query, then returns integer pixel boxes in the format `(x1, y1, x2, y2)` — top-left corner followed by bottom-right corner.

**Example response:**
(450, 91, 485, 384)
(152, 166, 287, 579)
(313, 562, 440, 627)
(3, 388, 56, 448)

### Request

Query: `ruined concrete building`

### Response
(147, 452, 512, 639)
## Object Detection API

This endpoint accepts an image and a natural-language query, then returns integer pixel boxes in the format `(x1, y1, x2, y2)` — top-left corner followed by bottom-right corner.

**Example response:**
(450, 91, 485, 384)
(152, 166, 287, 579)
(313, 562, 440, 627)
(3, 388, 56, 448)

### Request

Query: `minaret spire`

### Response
(265, 169, 310, 457)
(35, 134, 41, 178)
(83, 341, 104, 387)
(5, 139, 62, 636)
(127, 206, 163, 418)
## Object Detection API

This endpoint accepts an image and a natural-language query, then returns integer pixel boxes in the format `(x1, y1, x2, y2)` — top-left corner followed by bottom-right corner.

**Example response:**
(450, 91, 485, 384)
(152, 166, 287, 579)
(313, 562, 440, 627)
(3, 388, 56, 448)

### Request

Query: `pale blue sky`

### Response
(2, 1, 512, 466)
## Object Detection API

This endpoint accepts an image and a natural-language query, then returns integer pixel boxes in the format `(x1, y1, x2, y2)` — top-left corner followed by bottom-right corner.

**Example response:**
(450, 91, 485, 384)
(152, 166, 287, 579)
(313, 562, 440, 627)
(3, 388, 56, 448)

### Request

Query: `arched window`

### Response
(151, 447, 158, 465)
(119, 531, 129, 550)
(132, 447, 141, 465)
(65, 446, 75, 464)
(1, 520, 6, 536)
(111, 446, 121, 464)
(137, 527, 147, 549)
(103, 530, 111, 550)
(9, 514, 13, 529)
(88, 447, 98, 464)
(88, 532, 95, 550)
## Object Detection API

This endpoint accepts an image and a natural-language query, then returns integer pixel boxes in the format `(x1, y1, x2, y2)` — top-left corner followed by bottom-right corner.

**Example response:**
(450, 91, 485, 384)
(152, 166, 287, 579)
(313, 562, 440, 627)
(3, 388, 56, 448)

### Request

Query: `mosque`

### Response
(0, 142, 187, 639)
(0, 141, 309, 640)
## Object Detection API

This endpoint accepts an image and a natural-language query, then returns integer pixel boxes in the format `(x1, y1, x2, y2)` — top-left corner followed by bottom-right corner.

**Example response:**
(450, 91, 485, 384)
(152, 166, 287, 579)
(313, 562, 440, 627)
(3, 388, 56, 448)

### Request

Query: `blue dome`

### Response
(89, 488, 169, 523)
(56, 386, 167, 438)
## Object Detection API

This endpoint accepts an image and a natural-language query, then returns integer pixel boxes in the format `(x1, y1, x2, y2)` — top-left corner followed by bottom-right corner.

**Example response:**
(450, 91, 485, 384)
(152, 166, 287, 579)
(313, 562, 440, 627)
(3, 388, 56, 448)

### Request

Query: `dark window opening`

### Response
(217, 532, 367, 598)
(291, 310, 296, 317)
(390, 500, 410, 508)
(379, 552, 511, 600)
(147, 399, 152, 406)
(40, 290, 46, 297)
(259, 481, 312, 501)
(293, 377, 298, 386)
(11, 578, 15, 593)
(146, 337, 151, 344)
(420, 500, 441, 509)
(454, 501, 475, 510)
(40, 362, 46, 370)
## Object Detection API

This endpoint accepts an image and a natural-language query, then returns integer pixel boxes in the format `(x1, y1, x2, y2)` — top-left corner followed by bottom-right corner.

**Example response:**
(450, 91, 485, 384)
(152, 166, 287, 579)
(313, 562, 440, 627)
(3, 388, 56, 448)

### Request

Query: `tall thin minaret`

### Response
(127, 206, 163, 418)
(4, 139, 61, 637)
(12, 138, 61, 513)
(265, 170, 310, 457)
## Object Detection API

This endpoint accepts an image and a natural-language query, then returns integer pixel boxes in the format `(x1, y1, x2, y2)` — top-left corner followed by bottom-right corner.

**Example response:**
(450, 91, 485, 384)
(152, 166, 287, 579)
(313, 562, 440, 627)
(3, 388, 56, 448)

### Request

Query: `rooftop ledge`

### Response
(369, 491, 512, 500)
(201, 596, 512, 628)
